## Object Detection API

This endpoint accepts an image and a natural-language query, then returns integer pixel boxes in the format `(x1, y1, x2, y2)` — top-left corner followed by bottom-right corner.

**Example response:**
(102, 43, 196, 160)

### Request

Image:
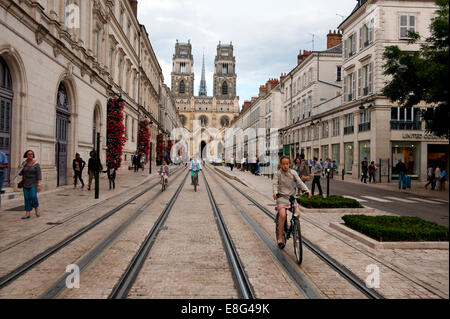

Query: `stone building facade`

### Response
(0, 0, 179, 191)
(171, 40, 239, 159)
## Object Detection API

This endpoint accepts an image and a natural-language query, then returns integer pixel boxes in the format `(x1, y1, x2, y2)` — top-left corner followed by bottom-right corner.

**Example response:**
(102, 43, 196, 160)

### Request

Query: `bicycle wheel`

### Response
(292, 218, 303, 264)
(194, 174, 197, 192)
(275, 213, 286, 247)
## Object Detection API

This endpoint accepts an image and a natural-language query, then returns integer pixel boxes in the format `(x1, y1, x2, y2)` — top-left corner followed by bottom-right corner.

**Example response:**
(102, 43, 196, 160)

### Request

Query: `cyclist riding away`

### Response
(273, 156, 311, 249)
(190, 156, 202, 186)
(159, 160, 169, 186)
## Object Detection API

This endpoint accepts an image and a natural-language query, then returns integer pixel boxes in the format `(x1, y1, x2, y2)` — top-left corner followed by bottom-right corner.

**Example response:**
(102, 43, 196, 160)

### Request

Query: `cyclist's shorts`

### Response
(276, 201, 299, 212)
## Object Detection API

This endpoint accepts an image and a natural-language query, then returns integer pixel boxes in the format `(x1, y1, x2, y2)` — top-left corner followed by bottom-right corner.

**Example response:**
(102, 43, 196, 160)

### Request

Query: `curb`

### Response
(330, 222, 449, 250)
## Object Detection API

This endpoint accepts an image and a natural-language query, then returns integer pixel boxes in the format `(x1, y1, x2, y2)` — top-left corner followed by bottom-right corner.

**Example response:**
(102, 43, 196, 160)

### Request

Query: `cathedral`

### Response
(171, 40, 239, 159)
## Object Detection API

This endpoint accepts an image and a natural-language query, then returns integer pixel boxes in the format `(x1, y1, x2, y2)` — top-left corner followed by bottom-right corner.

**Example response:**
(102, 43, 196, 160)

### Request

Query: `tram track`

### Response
(0, 167, 186, 291)
(202, 170, 255, 299)
(207, 165, 384, 299)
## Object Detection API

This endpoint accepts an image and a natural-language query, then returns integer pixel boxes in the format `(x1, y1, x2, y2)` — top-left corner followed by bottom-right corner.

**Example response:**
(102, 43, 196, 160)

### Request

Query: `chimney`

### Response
(297, 50, 313, 65)
(327, 29, 342, 49)
(129, 0, 138, 18)
(280, 73, 287, 82)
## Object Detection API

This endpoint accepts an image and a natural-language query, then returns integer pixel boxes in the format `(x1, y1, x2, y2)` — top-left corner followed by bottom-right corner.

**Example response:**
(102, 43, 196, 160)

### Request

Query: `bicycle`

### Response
(192, 170, 199, 192)
(161, 174, 168, 192)
(275, 192, 304, 264)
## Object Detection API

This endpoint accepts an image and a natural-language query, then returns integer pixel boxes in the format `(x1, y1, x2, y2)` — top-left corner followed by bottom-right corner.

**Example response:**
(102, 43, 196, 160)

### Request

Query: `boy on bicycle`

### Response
(159, 160, 170, 186)
(273, 156, 311, 249)
(189, 156, 202, 185)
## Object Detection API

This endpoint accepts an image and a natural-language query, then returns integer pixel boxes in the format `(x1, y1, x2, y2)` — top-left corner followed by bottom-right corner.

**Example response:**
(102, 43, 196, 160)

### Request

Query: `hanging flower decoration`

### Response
(156, 133, 164, 165)
(138, 120, 150, 163)
(106, 97, 127, 169)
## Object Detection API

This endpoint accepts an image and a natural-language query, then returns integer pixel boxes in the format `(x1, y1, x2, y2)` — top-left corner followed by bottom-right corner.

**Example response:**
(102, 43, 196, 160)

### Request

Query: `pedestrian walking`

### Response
(104, 161, 117, 190)
(72, 153, 86, 188)
(361, 157, 368, 183)
(140, 152, 146, 171)
(19, 150, 42, 219)
(439, 168, 446, 191)
(299, 154, 310, 183)
(0, 151, 8, 208)
(132, 151, 141, 172)
(424, 166, 434, 189)
(87, 150, 103, 191)
(311, 157, 323, 196)
(434, 166, 441, 190)
(395, 159, 407, 189)
(368, 161, 377, 183)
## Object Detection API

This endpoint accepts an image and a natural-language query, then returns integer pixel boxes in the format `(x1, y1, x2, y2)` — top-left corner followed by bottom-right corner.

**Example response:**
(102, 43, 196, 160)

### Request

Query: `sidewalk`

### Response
(336, 175, 449, 201)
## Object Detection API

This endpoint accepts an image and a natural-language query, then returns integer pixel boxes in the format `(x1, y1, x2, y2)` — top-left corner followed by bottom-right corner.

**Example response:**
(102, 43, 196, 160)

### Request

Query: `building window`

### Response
(344, 113, 354, 135)
(307, 126, 311, 141)
(322, 121, 329, 138)
(313, 125, 319, 140)
(344, 72, 356, 101)
(390, 107, 421, 130)
(180, 62, 186, 73)
(332, 118, 340, 136)
(179, 80, 185, 94)
(345, 33, 357, 58)
(359, 19, 374, 49)
(222, 64, 228, 74)
(359, 109, 371, 132)
(399, 14, 416, 39)
(222, 81, 228, 95)
(337, 66, 342, 82)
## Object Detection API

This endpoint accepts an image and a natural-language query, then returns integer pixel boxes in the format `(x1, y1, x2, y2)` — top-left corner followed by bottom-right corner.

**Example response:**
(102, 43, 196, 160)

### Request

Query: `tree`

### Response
(382, 0, 449, 138)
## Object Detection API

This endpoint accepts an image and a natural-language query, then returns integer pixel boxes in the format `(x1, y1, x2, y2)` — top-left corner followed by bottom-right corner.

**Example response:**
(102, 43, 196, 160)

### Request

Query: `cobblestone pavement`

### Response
(214, 166, 449, 299)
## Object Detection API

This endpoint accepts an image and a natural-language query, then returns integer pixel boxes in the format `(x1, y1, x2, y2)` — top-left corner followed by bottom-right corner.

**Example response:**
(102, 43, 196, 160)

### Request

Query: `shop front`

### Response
(344, 142, 354, 175)
(321, 145, 329, 159)
(332, 144, 340, 171)
(427, 144, 449, 173)
(359, 140, 371, 178)
(392, 141, 421, 179)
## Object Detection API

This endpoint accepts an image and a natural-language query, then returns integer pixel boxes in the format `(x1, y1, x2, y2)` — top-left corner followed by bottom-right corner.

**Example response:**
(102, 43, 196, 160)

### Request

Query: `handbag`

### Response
(18, 176, 25, 188)
(301, 175, 310, 182)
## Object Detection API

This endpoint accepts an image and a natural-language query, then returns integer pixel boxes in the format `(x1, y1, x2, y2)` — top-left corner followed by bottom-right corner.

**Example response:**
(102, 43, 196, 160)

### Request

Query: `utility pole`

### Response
(95, 132, 100, 199)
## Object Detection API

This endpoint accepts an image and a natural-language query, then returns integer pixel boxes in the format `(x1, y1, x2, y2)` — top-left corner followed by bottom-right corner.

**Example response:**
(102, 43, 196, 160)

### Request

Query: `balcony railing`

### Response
(390, 120, 421, 130)
(344, 126, 354, 135)
(359, 122, 371, 132)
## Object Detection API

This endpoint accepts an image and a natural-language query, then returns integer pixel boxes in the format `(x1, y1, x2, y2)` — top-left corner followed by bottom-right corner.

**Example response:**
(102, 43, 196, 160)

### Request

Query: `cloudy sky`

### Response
(137, 0, 357, 109)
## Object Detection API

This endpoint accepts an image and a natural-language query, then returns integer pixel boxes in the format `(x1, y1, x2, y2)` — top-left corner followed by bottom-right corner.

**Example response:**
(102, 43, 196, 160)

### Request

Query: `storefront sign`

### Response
(402, 133, 444, 140)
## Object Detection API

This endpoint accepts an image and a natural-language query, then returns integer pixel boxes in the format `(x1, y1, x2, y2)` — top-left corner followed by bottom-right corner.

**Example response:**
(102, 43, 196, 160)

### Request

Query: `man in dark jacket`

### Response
(73, 153, 86, 188)
(395, 159, 407, 189)
(87, 150, 103, 190)
(361, 157, 369, 183)
(132, 151, 141, 172)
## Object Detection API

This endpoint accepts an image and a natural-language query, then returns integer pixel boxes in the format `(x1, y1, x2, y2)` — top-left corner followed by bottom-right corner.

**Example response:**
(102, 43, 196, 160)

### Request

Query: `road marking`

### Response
(407, 197, 443, 204)
(432, 198, 449, 204)
(343, 195, 367, 202)
(384, 196, 417, 203)
(361, 196, 393, 203)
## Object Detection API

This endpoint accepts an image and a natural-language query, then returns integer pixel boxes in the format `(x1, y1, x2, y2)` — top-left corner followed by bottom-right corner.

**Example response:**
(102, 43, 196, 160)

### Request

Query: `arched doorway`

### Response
(0, 57, 13, 186)
(56, 83, 71, 186)
(200, 141, 206, 159)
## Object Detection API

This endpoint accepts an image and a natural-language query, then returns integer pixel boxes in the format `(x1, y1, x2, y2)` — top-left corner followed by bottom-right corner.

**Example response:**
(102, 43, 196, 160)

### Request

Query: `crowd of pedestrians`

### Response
(424, 164, 447, 191)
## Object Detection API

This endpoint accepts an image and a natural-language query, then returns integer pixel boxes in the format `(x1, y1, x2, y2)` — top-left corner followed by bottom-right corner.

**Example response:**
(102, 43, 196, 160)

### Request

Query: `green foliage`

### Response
(382, 0, 449, 138)
(342, 215, 449, 242)
(297, 195, 363, 209)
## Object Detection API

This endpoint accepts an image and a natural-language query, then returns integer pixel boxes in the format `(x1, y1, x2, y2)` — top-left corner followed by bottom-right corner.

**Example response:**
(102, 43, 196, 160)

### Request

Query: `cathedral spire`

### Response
(199, 49, 207, 96)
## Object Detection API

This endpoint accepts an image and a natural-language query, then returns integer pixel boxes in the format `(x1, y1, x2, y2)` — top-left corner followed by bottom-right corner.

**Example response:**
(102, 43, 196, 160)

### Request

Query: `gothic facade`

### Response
(171, 40, 239, 158)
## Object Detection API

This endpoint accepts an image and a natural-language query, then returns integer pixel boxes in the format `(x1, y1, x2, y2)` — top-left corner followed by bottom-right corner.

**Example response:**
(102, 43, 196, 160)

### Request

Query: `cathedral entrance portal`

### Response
(200, 141, 206, 159)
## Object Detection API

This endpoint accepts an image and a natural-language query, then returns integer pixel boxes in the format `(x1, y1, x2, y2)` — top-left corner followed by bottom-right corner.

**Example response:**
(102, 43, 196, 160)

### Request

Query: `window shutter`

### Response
(352, 72, 356, 100)
(358, 68, 362, 97)
(369, 19, 374, 43)
(343, 75, 347, 102)
(351, 35, 356, 54)
(368, 62, 373, 93)
(359, 28, 363, 49)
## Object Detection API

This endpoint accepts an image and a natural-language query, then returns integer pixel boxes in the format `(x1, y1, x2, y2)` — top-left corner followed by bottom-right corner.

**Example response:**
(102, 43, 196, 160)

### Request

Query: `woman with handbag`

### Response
(19, 150, 42, 219)
(299, 154, 310, 183)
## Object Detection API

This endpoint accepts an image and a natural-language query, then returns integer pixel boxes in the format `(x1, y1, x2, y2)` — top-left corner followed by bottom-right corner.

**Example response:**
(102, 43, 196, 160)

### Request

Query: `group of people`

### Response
(132, 151, 147, 172)
(425, 164, 447, 191)
(229, 155, 261, 176)
(360, 157, 377, 184)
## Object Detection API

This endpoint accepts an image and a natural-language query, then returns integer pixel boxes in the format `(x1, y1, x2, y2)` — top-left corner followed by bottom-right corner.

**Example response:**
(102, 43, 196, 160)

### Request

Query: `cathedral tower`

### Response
(213, 42, 236, 99)
(171, 40, 194, 98)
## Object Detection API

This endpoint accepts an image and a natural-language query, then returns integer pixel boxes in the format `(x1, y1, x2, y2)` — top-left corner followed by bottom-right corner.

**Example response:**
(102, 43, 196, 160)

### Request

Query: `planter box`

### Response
(330, 222, 449, 249)
(300, 206, 375, 214)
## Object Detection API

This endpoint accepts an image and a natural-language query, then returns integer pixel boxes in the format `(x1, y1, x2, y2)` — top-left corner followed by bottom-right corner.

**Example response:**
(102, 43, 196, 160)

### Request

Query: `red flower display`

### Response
(138, 120, 150, 163)
(156, 133, 164, 165)
(106, 98, 127, 169)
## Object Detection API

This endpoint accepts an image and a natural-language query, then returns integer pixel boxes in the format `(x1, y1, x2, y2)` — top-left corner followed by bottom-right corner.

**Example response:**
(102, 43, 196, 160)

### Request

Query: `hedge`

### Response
(297, 195, 363, 209)
(342, 215, 449, 242)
